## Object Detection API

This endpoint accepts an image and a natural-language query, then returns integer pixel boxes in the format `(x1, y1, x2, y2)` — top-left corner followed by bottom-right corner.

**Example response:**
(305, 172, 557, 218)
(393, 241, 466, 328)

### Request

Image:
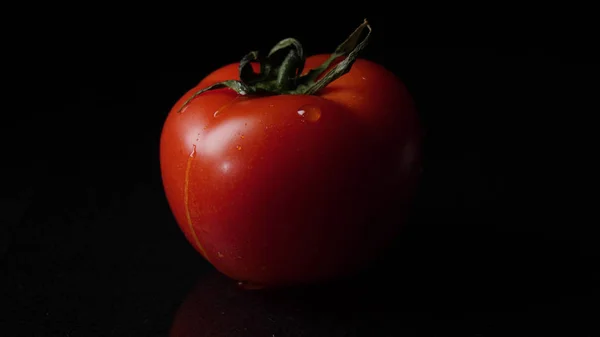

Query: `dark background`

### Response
(1, 15, 598, 336)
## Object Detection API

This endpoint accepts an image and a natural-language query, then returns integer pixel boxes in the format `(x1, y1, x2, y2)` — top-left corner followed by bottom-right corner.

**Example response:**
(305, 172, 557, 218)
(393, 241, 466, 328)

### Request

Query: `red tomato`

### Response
(160, 21, 422, 287)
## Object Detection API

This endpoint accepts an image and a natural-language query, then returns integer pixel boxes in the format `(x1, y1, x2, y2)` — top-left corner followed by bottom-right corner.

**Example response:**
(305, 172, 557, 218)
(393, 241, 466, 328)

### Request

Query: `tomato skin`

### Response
(160, 55, 421, 286)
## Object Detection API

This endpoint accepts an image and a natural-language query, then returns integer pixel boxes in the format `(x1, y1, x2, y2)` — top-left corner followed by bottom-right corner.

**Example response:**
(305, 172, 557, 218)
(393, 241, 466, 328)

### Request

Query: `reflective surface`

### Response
(2, 174, 597, 335)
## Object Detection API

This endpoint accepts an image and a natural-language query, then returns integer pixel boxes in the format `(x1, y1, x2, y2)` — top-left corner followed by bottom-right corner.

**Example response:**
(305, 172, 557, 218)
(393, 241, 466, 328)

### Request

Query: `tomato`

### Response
(160, 20, 422, 287)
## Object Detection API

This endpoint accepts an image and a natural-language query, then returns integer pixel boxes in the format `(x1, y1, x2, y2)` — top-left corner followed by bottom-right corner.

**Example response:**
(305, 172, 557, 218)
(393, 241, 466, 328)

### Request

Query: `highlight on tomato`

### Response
(160, 19, 422, 288)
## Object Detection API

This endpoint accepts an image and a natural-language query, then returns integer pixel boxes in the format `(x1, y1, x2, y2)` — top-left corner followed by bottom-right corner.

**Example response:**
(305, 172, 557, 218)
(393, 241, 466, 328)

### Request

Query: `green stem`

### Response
(178, 19, 372, 113)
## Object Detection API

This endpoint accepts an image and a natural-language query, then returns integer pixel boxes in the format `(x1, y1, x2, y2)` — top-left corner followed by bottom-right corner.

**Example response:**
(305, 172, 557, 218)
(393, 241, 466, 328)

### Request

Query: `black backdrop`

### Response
(1, 15, 598, 336)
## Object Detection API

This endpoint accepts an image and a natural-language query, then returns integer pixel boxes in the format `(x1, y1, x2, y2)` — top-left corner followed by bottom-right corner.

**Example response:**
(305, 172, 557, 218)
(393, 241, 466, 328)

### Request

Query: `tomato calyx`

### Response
(177, 19, 372, 113)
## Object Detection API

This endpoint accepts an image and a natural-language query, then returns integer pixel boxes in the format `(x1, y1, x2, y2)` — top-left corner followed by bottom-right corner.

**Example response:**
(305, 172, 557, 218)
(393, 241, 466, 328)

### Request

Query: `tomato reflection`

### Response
(169, 270, 383, 337)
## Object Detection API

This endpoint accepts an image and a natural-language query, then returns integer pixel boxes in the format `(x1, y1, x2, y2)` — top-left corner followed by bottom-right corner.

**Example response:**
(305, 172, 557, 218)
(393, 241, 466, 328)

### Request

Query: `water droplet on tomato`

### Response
(297, 104, 321, 122)
(237, 281, 265, 290)
(221, 161, 231, 173)
(214, 96, 246, 117)
(189, 145, 196, 158)
(240, 135, 245, 139)
(236, 145, 242, 150)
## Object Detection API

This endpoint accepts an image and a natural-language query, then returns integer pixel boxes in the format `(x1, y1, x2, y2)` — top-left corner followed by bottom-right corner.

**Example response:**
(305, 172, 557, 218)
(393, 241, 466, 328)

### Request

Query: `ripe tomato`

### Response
(160, 20, 422, 287)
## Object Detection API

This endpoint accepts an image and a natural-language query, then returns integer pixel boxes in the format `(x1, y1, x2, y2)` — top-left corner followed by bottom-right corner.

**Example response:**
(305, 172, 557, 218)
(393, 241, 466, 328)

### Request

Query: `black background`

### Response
(1, 14, 598, 336)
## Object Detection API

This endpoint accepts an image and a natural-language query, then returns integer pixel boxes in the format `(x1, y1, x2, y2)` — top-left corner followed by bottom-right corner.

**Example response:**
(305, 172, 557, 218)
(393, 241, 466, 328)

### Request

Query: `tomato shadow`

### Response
(170, 269, 431, 337)
(169, 218, 597, 336)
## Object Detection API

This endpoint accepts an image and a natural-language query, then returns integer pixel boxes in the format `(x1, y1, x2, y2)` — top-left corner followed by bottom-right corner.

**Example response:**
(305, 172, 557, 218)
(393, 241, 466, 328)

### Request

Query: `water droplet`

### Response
(217, 252, 224, 258)
(221, 161, 231, 173)
(361, 76, 367, 80)
(297, 104, 321, 122)
(203, 125, 208, 130)
(214, 96, 246, 117)
(240, 135, 245, 139)
(237, 281, 265, 290)
(236, 145, 242, 150)
(189, 145, 196, 158)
